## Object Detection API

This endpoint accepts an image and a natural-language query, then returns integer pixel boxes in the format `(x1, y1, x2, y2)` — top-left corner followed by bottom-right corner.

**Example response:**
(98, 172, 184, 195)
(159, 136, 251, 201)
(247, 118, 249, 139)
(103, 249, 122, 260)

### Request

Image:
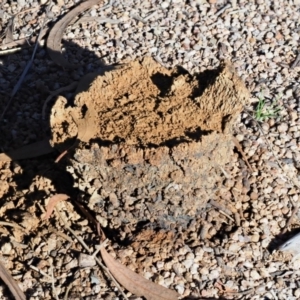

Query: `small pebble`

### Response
(1, 243, 12, 255)
(175, 284, 184, 295)
(277, 123, 288, 133)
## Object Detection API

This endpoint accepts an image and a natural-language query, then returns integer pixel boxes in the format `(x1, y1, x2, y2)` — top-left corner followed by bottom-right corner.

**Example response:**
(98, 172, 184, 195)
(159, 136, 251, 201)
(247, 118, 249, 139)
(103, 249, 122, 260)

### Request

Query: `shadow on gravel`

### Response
(0, 38, 119, 190)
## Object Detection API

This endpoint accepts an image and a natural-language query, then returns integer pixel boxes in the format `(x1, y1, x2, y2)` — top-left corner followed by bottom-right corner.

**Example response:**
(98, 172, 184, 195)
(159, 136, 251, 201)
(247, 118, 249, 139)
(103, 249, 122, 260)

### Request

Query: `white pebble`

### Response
(1, 243, 12, 255)
(17, 0, 26, 6)
(265, 52, 274, 59)
(173, 263, 184, 275)
(90, 9, 97, 17)
(250, 270, 261, 280)
(209, 269, 219, 280)
(265, 32, 274, 39)
(144, 272, 153, 280)
(190, 263, 199, 275)
(161, 1, 170, 8)
(175, 284, 185, 295)
(182, 259, 194, 269)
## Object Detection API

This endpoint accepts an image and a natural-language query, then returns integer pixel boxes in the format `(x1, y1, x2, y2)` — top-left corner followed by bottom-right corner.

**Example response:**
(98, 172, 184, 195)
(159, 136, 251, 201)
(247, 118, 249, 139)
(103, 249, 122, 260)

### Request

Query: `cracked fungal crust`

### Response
(52, 57, 249, 226)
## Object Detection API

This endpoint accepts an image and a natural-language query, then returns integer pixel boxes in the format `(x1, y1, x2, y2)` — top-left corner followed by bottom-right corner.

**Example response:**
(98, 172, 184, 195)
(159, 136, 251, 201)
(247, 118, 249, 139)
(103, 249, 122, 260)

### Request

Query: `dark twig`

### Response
(291, 51, 300, 69)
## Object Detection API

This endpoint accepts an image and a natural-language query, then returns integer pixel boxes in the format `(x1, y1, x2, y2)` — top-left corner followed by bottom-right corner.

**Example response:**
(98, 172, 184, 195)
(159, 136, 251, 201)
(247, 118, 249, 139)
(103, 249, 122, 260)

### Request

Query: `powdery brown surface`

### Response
(50, 57, 249, 147)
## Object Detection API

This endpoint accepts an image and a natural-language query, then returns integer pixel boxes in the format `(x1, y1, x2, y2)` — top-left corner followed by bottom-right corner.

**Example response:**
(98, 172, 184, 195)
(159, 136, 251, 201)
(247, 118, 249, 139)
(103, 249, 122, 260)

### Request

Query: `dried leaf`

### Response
(73, 202, 177, 299)
(100, 247, 179, 300)
(44, 194, 69, 219)
(0, 260, 26, 300)
(47, 0, 103, 68)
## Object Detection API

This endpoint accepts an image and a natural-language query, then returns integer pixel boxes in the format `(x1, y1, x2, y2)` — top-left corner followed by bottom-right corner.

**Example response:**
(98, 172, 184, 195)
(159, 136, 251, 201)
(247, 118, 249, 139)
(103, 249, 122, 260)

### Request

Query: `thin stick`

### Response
(0, 47, 22, 55)
(215, 3, 231, 17)
(218, 209, 235, 222)
(92, 239, 108, 258)
(64, 282, 73, 300)
(4, 16, 15, 44)
(0, 27, 49, 50)
(10, 239, 28, 249)
(74, 16, 121, 25)
(144, 11, 157, 21)
(226, 287, 254, 296)
(210, 199, 233, 217)
(48, 227, 73, 243)
(29, 265, 52, 280)
(219, 165, 230, 179)
(14, 6, 40, 17)
(234, 212, 241, 226)
(55, 150, 69, 163)
(227, 8, 247, 15)
(56, 209, 129, 299)
(50, 263, 59, 300)
(130, 13, 147, 24)
(291, 51, 300, 69)
(0, 221, 26, 232)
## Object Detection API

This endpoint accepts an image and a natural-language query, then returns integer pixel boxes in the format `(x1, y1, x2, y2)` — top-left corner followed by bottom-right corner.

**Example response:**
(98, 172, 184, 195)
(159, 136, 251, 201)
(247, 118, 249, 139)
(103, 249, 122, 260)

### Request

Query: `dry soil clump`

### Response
(50, 57, 249, 232)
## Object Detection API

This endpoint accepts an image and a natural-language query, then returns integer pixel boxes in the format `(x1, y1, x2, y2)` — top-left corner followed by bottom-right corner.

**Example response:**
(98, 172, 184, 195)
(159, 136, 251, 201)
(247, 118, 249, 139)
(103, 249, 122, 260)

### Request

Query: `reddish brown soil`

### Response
(50, 57, 249, 147)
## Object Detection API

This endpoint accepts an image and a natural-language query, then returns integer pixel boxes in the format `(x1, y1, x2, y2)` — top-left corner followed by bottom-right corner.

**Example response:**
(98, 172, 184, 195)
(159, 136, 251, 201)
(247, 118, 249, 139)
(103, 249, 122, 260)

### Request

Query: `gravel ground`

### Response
(1, 0, 300, 299)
